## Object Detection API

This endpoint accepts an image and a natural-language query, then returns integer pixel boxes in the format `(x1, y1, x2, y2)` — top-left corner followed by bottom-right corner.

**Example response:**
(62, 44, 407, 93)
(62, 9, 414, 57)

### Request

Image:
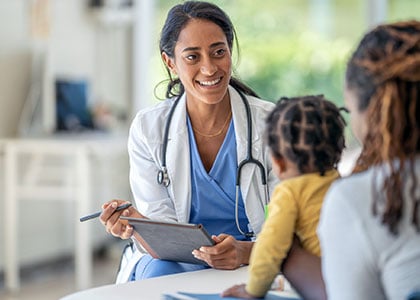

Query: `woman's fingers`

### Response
(192, 234, 242, 269)
(100, 201, 120, 225)
(110, 208, 133, 239)
(99, 200, 133, 238)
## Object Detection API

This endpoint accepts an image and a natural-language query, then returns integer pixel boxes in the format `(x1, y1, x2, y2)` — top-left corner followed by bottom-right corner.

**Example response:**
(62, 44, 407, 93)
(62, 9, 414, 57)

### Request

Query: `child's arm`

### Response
(246, 187, 298, 297)
(222, 186, 298, 299)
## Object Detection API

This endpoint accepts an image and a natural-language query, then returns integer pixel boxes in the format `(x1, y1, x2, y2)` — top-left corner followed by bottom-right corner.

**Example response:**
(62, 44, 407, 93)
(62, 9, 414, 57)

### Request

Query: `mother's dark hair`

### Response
(346, 20, 420, 234)
(159, 1, 258, 98)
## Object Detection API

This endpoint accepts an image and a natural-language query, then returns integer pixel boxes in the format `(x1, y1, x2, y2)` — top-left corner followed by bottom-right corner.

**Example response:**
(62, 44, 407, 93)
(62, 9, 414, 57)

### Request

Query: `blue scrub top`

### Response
(187, 117, 250, 241)
(132, 117, 252, 281)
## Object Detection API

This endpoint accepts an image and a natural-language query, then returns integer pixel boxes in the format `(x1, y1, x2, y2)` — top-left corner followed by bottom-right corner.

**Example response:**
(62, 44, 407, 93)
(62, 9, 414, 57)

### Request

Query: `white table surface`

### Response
(60, 266, 249, 300)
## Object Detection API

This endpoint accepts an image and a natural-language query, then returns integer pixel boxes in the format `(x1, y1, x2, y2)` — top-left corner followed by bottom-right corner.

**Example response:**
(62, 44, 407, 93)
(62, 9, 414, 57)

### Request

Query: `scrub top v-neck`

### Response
(187, 116, 250, 241)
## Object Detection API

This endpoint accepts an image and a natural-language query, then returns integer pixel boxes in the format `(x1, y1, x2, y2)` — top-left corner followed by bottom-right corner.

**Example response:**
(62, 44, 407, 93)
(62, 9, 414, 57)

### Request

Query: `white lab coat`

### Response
(117, 86, 278, 283)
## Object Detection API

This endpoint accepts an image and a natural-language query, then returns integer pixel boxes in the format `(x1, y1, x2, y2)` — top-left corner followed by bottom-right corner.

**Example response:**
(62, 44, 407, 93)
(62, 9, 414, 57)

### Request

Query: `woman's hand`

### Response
(221, 284, 259, 299)
(192, 234, 253, 269)
(99, 200, 144, 239)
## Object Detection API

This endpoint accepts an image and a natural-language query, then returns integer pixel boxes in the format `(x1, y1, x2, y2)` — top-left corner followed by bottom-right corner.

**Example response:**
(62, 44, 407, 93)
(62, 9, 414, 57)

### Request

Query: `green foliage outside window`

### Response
(235, 32, 351, 104)
(157, 0, 356, 107)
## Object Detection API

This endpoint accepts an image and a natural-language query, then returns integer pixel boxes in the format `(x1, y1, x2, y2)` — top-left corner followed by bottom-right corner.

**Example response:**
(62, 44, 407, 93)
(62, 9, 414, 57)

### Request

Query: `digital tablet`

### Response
(120, 216, 216, 265)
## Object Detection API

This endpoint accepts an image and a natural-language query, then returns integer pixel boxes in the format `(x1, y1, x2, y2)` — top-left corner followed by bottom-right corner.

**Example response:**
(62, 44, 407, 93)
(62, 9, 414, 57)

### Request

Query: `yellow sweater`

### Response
(246, 169, 340, 297)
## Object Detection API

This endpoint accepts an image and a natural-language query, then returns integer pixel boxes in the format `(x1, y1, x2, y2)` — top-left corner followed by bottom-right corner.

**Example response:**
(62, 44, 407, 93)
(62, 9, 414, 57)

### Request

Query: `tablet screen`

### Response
(120, 217, 215, 265)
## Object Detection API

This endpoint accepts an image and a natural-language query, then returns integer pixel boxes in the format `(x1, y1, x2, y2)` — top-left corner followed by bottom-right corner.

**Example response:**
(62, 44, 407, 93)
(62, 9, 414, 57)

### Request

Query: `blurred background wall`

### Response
(0, 0, 133, 283)
(0, 0, 418, 297)
(0, 0, 133, 137)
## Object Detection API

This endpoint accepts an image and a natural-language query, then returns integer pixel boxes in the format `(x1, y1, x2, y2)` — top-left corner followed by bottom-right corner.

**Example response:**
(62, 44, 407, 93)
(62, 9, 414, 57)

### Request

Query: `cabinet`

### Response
(1, 133, 128, 292)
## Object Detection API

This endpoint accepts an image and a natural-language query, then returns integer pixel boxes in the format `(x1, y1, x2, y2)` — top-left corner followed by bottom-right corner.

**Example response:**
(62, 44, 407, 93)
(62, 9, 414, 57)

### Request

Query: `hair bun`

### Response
(354, 21, 420, 84)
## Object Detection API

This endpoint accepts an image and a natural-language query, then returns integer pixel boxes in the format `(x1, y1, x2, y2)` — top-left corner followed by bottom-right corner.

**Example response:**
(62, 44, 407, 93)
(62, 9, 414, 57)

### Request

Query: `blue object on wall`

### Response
(55, 79, 94, 131)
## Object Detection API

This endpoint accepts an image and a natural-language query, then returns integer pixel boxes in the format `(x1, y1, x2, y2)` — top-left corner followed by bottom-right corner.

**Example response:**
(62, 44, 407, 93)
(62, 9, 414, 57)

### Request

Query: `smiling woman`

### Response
(171, 23, 234, 170)
(98, 0, 279, 283)
(161, 18, 234, 162)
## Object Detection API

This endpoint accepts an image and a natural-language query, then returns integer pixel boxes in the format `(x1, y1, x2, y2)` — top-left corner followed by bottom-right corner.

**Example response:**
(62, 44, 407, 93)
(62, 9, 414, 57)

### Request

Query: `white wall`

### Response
(50, 0, 132, 123)
(0, 0, 133, 137)
(0, 1, 31, 137)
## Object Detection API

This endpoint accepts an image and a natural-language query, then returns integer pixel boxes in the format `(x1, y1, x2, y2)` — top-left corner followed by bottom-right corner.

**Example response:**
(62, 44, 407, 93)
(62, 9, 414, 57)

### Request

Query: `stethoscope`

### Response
(157, 88, 269, 238)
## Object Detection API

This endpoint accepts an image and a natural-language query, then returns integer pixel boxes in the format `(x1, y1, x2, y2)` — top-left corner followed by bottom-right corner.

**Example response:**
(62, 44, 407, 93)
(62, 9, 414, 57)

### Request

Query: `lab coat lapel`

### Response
(165, 95, 191, 223)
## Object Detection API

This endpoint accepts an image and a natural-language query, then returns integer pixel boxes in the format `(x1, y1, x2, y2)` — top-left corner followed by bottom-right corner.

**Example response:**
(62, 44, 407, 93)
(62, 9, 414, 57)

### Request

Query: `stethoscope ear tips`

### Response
(157, 168, 170, 187)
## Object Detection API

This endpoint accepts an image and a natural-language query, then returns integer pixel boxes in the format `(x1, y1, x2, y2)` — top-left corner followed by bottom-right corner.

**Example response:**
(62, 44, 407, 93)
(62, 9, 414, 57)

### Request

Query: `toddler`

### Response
(222, 95, 346, 298)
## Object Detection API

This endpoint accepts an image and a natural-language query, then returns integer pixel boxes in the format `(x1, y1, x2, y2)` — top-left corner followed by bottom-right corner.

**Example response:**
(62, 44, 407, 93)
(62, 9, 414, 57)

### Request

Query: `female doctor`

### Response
(99, 1, 278, 282)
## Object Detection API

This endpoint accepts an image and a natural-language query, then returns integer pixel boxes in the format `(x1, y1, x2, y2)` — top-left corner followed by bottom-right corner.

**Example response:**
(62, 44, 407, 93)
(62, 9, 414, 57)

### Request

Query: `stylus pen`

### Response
(79, 203, 132, 222)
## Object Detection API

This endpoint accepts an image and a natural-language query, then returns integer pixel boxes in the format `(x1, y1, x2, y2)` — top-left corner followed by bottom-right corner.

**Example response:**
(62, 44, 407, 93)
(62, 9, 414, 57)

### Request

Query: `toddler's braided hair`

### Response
(266, 95, 346, 176)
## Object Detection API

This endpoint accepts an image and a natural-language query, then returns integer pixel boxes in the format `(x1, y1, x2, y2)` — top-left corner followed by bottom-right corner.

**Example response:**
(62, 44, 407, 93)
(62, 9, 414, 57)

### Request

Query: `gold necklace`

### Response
(193, 110, 232, 138)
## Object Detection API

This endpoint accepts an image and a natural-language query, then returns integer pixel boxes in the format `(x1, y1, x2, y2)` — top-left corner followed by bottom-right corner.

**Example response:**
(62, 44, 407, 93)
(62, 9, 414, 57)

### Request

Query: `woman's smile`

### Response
(197, 77, 223, 87)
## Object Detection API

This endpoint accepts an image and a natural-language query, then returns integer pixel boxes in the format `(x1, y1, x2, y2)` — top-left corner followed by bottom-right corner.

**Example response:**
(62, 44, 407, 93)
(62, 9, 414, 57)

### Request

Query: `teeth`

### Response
(199, 78, 221, 86)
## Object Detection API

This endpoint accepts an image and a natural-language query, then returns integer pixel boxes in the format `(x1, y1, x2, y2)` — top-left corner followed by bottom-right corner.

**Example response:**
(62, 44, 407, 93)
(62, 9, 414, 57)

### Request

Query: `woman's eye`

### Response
(214, 49, 226, 57)
(185, 54, 197, 61)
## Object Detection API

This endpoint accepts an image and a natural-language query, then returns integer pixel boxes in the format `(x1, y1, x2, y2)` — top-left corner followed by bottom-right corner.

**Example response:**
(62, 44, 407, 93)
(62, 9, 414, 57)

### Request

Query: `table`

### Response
(1, 133, 127, 292)
(60, 266, 300, 300)
(60, 266, 249, 300)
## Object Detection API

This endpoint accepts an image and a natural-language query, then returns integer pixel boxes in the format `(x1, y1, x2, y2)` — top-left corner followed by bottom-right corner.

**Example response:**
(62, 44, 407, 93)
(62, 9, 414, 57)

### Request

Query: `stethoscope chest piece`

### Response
(157, 167, 170, 187)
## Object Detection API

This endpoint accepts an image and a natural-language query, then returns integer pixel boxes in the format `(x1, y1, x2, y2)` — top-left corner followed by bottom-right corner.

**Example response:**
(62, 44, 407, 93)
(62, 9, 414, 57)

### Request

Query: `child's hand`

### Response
(221, 284, 259, 299)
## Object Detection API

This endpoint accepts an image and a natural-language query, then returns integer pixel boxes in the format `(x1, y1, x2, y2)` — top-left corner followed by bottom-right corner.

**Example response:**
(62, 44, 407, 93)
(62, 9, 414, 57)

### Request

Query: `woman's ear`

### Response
(161, 52, 176, 75)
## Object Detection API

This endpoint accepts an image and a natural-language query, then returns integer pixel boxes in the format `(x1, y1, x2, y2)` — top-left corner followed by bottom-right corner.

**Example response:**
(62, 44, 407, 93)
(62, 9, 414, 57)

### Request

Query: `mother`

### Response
(319, 21, 420, 299)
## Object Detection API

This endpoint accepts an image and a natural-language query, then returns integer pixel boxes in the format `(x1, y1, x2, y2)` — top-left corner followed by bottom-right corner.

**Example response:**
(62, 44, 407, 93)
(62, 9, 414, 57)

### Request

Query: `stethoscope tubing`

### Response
(235, 90, 269, 236)
(157, 88, 269, 237)
(156, 96, 181, 187)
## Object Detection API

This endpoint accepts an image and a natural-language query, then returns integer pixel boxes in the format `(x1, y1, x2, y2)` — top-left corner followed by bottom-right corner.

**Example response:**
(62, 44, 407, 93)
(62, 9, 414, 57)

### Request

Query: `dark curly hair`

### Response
(265, 95, 346, 176)
(346, 20, 420, 234)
